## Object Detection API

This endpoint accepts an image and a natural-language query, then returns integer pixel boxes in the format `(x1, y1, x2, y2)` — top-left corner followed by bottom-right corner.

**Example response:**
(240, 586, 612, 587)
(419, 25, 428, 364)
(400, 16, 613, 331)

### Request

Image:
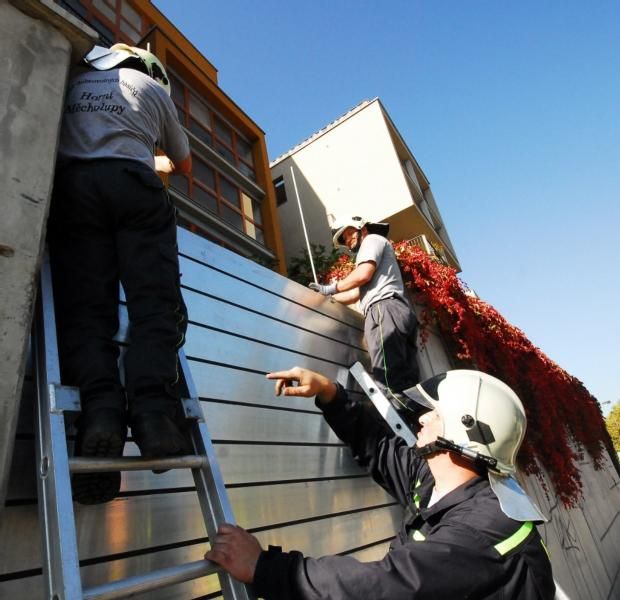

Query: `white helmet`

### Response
(331, 215, 368, 249)
(331, 216, 390, 249)
(403, 370, 547, 522)
(83, 44, 171, 96)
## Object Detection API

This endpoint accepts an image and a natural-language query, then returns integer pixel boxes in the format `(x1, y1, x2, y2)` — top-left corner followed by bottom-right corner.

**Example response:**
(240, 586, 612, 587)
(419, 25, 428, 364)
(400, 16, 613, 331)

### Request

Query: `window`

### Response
(169, 149, 265, 244)
(57, 0, 147, 45)
(169, 69, 257, 181)
(273, 176, 288, 206)
(167, 69, 264, 244)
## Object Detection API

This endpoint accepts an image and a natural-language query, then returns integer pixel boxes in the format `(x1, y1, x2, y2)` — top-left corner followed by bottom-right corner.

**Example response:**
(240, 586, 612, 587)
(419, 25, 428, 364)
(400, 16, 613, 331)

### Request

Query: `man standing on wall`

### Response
(48, 44, 192, 504)
(309, 216, 420, 402)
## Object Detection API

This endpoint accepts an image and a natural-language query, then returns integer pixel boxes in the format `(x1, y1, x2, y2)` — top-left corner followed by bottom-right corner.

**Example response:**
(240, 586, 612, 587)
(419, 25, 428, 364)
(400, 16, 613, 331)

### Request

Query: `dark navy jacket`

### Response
(253, 385, 555, 599)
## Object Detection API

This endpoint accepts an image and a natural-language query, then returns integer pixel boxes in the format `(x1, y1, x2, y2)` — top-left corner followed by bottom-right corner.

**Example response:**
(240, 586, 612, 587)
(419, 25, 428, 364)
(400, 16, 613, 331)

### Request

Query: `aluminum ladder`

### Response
(32, 252, 254, 600)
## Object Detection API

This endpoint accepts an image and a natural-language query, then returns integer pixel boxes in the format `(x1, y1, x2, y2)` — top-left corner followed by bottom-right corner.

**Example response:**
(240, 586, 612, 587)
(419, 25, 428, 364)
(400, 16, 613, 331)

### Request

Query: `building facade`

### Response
(270, 98, 460, 272)
(56, 0, 286, 271)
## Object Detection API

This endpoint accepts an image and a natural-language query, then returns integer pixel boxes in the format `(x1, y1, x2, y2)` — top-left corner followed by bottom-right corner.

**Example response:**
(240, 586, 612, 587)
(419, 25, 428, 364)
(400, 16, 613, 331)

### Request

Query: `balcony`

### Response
(406, 234, 449, 265)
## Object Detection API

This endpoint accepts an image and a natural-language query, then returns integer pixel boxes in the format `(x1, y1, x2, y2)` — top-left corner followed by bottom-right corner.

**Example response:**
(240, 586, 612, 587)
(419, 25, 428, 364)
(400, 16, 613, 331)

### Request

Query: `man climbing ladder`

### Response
(48, 43, 192, 504)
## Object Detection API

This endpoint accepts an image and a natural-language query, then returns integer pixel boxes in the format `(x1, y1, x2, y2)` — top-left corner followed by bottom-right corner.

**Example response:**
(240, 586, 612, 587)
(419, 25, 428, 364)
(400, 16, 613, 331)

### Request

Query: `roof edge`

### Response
(269, 97, 380, 167)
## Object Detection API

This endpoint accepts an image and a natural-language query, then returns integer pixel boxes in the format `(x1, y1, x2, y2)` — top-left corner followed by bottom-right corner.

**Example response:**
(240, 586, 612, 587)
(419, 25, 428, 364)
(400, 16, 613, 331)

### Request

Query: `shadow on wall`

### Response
(277, 160, 335, 271)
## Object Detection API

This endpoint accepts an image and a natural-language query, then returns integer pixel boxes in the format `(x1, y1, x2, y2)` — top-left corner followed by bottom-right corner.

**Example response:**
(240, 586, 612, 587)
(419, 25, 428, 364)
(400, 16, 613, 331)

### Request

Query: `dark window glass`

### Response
(252, 199, 263, 225)
(189, 93, 211, 128)
(193, 185, 217, 214)
(189, 119, 212, 147)
(169, 173, 189, 196)
(274, 176, 287, 206)
(220, 203, 244, 230)
(220, 177, 239, 207)
(238, 161, 255, 180)
(237, 137, 254, 164)
(214, 118, 233, 146)
(120, 0, 142, 30)
(215, 141, 235, 165)
(59, 0, 88, 18)
(119, 18, 140, 41)
(90, 17, 115, 44)
(193, 157, 215, 190)
(93, 0, 115, 22)
(170, 74, 185, 104)
(254, 227, 265, 245)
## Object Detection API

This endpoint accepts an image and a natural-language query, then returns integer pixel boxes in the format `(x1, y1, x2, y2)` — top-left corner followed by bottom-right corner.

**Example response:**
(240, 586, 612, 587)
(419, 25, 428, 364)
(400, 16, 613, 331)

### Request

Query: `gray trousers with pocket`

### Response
(364, 295, 420, 394)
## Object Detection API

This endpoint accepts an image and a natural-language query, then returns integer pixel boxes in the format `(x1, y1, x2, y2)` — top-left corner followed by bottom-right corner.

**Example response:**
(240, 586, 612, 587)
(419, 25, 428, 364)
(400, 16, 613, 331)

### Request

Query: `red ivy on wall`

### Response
(322, 242, 608, 507)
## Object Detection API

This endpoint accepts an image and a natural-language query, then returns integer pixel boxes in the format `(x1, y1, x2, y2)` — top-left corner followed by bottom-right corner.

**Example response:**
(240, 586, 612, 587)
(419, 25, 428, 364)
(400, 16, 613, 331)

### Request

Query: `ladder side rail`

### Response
(33, 251, 84, 599)
(178, 350, 256, 600)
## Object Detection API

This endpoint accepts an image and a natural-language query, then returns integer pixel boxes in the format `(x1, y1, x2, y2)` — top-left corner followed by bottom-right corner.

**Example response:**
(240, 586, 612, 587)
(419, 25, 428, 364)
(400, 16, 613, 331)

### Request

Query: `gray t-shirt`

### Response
(356, 234, 407, 315)
(57, 68, 189, 171)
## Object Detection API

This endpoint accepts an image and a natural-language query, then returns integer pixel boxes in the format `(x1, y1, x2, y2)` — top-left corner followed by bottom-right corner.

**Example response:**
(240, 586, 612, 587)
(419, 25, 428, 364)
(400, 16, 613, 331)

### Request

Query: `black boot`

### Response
(73, 407, 127, 505)
(130, 411, 190, 461)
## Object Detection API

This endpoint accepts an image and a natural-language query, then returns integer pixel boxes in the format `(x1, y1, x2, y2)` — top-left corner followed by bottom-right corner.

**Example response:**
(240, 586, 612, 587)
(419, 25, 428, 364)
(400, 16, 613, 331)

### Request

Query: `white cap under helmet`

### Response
(403, 369, 547, 522)
(83, 44, 171, 96)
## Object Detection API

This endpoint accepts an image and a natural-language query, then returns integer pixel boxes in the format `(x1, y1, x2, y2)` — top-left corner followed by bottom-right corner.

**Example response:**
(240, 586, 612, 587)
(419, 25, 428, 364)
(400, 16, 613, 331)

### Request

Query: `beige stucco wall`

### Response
(272, 100, 415, 265)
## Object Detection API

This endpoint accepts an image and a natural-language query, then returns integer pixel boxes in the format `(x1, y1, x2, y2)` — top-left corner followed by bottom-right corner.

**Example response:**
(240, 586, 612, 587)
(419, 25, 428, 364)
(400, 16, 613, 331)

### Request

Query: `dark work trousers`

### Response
(48, 159, 188, 418)
(364, 296, 420, 394)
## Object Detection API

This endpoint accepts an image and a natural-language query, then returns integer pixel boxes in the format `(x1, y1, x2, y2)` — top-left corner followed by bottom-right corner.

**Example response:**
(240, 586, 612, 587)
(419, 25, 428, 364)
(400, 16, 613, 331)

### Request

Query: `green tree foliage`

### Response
(288, 243, 342, 285)
(606, 403, 620, 453)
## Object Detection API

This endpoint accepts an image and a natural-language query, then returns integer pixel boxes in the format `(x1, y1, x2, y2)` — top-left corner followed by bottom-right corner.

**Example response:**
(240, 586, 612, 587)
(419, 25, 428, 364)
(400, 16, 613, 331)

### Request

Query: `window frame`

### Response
(64, 0, 147, 44)
(169, 70, 257, 181)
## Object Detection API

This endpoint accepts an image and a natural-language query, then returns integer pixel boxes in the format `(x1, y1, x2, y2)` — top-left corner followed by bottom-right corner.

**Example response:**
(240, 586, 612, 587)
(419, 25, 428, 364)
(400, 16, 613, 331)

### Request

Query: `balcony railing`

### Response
(406, 234, 448, 265)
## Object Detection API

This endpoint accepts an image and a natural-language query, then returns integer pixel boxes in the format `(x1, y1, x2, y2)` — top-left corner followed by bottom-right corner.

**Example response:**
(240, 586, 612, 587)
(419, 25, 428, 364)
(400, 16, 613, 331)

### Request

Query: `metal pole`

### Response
(289, 165, 318, 284)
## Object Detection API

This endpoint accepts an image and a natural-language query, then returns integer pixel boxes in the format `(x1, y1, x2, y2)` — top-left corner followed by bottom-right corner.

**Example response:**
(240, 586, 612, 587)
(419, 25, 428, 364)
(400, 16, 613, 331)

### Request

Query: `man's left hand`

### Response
(205, 524, 263, 583)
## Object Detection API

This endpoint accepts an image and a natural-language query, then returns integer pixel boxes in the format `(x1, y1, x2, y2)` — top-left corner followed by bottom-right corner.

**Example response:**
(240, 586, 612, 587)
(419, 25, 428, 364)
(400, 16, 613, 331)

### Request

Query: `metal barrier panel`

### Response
(0, 228, 400, 598)
(2, 227, 619, 599)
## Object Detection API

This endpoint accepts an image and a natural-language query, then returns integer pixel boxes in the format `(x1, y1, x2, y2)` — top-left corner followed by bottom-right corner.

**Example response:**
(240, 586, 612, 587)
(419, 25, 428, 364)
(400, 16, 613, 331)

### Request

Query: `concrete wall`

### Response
(272, 100, 414, 265)
(0, 0, 95, 512)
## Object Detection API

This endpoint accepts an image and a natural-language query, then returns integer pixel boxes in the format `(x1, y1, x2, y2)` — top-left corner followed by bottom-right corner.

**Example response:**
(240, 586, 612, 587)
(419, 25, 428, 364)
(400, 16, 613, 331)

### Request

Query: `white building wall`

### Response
(272, 101, 413, 264)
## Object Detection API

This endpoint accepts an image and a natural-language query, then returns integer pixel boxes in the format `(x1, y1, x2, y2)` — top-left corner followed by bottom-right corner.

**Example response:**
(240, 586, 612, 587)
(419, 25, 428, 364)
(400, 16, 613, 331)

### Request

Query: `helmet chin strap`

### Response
(413, 440, 445, 459)
(415, 437, 499, 471)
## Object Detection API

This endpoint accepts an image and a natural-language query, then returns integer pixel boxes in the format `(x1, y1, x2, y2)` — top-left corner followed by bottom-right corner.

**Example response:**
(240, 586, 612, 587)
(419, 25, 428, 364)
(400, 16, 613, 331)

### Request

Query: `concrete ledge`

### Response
(9, 0, 98, 61)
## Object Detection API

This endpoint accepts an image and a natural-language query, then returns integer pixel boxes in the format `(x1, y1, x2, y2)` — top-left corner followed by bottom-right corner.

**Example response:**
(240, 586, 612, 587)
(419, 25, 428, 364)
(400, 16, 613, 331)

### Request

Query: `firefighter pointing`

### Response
(207, 367, 555, 599)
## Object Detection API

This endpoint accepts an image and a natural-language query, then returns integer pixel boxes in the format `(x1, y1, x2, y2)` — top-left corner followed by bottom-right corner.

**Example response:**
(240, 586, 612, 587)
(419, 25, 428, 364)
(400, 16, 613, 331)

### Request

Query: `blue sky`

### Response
(154, 0, 619, 415)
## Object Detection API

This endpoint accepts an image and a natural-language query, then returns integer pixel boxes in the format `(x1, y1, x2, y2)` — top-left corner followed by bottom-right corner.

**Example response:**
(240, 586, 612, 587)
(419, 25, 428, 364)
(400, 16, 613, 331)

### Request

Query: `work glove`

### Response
(309, 282, 338, 296)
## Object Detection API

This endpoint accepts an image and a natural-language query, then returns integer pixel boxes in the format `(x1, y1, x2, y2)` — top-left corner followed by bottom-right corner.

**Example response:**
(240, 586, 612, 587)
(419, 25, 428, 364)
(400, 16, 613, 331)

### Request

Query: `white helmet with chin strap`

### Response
(331, 215, 390, 250)
(83, 44, 171, 96)
(403, 369, 547, 522)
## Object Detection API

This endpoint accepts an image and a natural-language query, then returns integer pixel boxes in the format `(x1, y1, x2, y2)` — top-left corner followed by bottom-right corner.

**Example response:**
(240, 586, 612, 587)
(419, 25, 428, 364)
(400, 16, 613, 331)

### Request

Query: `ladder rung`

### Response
(82, 559, 220, 600)
(69, 455, 207, 473)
